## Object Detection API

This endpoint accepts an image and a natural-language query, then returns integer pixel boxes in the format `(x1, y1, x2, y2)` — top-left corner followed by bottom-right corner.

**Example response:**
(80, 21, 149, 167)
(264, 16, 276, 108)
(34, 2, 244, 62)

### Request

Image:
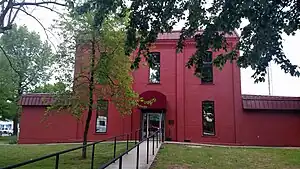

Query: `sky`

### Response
(15, 5, 300, 97)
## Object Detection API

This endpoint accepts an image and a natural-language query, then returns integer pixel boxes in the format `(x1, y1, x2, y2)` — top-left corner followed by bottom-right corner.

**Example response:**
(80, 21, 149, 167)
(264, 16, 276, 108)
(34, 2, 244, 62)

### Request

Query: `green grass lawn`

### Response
(0, 142, 134, 169)
(152, 144, 300, 169)
(0, 136, 17, 144)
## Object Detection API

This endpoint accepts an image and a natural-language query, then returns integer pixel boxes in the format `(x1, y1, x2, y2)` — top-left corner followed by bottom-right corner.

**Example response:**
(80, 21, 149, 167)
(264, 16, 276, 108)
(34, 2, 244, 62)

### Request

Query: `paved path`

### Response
(105, 140, 161, 169)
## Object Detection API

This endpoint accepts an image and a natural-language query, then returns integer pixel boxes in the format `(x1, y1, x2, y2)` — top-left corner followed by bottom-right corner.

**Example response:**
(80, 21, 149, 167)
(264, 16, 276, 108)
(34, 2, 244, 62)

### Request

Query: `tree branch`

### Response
(33, 4, 63, 15)
(106, 75, 117, 86)
(0, 45, 21, 77)
(9, 5, 22, 25)
(0, 0, 8, 5)
(21, 72, 37, 88)
(12, 1, 66, 7)
(8, 5, 13, 22)
(74, 74, 91, 82)
(12, 6, 57, 49)
(13, 7, 49, 38)
(0, 0, 13, 32)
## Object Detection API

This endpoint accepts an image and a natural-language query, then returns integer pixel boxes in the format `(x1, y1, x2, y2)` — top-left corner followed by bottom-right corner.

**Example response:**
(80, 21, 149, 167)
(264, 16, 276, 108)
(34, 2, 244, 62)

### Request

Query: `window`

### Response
(96, 100, 108, 133)
(202, 101, 215, 136)
(149, 52, 160, 83)
(201, 51, 213, 83)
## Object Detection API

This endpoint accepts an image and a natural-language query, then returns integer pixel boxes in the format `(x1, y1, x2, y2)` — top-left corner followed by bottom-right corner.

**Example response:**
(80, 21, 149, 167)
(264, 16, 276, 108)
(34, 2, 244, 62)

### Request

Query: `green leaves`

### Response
(51, 8, 141, 117)
(74, 0, 300, 82)
(32, 82, 68, 94)
(0, 24, 53, 120)
(0, 24, 54, 91)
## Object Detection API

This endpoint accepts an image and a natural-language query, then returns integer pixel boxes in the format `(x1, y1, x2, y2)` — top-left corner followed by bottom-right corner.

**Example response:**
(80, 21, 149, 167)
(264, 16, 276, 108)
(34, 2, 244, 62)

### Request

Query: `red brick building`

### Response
(19, 32, 300, 146)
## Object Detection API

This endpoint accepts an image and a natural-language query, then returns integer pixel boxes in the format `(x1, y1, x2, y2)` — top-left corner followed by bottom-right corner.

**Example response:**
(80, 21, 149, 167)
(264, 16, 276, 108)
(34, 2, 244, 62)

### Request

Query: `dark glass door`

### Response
(141, 112, 165, 139)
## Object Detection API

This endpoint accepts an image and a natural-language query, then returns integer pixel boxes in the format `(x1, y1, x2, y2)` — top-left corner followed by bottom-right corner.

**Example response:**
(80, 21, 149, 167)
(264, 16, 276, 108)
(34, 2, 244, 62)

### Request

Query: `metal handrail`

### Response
(98, 129, 162, 169)
(1, 129, 142, 169)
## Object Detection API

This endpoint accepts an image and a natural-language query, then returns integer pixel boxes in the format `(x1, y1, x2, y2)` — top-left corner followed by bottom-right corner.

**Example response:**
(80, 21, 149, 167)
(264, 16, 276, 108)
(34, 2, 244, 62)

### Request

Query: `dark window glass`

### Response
(201, 51, 213, 83)
(96, 100, 108, 133)
(202, 101, 215, 136)
(149, 52, 160, 83)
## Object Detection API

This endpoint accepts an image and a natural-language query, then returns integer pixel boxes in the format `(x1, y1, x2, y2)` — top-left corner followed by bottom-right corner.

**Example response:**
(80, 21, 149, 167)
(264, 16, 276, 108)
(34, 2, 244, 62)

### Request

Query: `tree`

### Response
(0, 55, 16, 120)
(74, 0, 300, 82)
(0, 0, 68, 34)
(0, 24, 54, 135)
(50, 11, 154, 159)
(32, 82, 68, 94)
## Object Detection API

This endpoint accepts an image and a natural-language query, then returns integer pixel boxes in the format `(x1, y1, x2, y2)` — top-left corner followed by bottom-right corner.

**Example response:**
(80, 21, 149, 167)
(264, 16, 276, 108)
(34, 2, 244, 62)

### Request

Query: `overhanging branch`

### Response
(0, 45, 22, 77)
(12, 1, 66, 7)
(12, 6, 57, 49)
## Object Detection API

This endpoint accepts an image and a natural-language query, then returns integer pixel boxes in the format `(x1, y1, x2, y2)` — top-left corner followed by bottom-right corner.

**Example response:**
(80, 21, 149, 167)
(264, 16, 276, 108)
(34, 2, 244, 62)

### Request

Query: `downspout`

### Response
(183, 45, 186, 140)
(131, 111, 133, 134)
(232, 59, 237, 144)
(175, 48, 178, 141)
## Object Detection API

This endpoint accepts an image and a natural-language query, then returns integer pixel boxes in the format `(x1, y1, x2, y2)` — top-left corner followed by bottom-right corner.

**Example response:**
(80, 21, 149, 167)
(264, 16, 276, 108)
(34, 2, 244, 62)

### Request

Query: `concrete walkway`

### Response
(105, 140, 161, 169)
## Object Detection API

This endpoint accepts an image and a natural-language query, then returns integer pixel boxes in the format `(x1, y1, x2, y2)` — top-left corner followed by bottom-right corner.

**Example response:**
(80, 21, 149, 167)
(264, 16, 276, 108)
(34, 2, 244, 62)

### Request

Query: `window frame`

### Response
(201, 51, 213, 84)
(148, 52, 161, 84)
(202, 100, 216, 136)
(95, 99, 109, 134)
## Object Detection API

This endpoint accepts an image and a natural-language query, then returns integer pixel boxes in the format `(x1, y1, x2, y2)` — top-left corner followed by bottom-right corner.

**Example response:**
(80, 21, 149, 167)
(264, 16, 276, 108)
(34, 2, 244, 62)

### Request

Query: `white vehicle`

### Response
(0, 127, 13, 136)
(0, 120, 14, 136)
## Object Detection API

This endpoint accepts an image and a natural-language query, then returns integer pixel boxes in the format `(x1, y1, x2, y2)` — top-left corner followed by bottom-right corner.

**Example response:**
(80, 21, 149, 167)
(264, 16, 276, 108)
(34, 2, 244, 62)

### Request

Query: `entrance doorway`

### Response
(141, 112, 165, 139)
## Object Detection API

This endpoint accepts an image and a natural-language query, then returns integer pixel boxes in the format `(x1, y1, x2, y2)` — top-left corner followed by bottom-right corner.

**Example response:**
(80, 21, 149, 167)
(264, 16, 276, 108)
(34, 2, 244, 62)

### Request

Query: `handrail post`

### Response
(162, 129, 164, 142)
(90, 144, 95, 169)
(136, 144, 139, 169)
(146, 137, 149, 164)
(126, 134, 129, 151)
(114, 137, 117, 159)
(138, 129, 142, 142)
(158, 129, 161, 143)
(156, 131, 158, 148)
(135, 130, 137, 144)
(55, 154, 59, 169)
(119, 156, 123, 169)
(152, 134, 155, 155)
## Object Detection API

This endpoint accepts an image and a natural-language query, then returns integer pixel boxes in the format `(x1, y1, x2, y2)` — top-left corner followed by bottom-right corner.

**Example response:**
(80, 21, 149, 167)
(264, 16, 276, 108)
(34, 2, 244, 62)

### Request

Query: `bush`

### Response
(8, 138, 18, 144)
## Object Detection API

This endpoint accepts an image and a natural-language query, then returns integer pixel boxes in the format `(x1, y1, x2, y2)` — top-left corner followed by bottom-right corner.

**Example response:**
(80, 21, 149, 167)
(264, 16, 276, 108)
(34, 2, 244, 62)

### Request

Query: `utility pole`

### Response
(267, 63, 273, 95)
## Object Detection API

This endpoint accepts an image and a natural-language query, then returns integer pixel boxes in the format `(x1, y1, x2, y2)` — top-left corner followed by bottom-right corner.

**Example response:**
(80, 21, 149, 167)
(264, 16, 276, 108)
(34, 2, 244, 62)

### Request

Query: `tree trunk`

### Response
(13, 82, 23, 136)
(12, 116, 18, 136)
(82, 35, 96, 159)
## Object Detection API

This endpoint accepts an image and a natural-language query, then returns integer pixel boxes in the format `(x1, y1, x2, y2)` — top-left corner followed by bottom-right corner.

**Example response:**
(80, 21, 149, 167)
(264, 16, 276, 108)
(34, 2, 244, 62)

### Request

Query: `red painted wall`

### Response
(132, 37, 239, 143)
(19, 104, 132, 144)
(19, 32, 300, 147)
(236, 110, 300, 147)
(19, 106, 79, 144)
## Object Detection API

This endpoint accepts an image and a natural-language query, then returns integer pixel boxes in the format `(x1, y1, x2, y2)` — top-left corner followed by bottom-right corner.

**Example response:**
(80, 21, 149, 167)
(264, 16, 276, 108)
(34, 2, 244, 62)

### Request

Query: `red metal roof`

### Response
(20, 93, 54, 106)
(242, 95, 300, 110)
(22, 93, 300, 111)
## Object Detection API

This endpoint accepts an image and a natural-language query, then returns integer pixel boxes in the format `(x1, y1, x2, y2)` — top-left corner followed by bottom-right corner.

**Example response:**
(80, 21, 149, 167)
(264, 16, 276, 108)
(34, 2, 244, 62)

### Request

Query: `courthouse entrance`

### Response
(141, 111, 165, 139)
(139, 90, 167, 140)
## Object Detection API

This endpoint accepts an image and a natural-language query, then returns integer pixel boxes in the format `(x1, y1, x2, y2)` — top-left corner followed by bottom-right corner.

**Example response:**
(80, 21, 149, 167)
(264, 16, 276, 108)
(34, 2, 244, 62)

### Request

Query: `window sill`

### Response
(202, 133, 216, 137)
(200, 82, 215, 85)
(147, 83, 161, 85)
(94, 132, 107, 135)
